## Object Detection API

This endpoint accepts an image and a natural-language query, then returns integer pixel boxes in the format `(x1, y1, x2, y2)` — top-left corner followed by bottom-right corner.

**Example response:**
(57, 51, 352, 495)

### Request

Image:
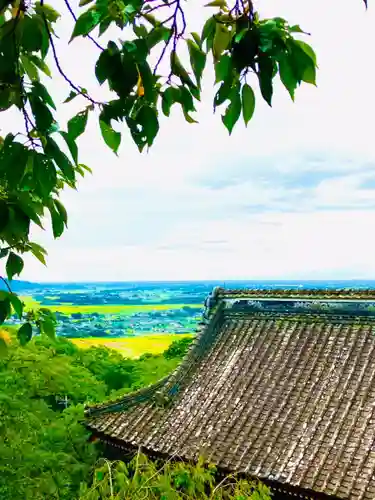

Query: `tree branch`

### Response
(63, 0, 105, 52)
(0, 277, 12, 294)
(40, 1, 100, 106)
(153, 0, 186, 76)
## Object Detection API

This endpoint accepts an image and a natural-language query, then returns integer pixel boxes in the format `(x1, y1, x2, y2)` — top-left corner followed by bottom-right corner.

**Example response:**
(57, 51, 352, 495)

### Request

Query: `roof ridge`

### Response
(84, 375, 170, 416)
(85, 290, 224, 416)
(158, 299, 225, 402)
(217, 288, 375, 299)
(85, 287, 375, 416)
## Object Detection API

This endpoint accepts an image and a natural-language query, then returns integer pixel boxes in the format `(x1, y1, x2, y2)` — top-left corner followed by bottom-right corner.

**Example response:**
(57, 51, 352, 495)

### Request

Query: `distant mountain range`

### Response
(0, 280, 47, 292)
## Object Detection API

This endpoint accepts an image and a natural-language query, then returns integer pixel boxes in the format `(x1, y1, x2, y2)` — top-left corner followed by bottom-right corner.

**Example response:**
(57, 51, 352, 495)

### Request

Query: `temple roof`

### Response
(85, 289, 375, 500)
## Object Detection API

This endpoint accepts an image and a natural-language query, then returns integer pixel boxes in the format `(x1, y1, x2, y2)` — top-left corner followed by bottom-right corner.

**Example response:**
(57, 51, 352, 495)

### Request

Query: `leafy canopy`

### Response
(0, 0, 366, 344)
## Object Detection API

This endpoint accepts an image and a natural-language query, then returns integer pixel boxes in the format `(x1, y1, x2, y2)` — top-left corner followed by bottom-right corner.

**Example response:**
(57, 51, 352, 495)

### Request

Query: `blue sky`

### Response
(7, 0, 375, 281)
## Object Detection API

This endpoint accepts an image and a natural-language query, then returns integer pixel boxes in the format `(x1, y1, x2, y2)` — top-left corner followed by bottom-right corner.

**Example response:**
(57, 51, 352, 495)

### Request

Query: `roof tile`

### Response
(86, 290, 375, 499)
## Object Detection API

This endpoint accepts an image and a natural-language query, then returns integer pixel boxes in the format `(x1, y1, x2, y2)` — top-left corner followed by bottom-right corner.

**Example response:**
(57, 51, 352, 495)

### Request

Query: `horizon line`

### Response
(13, 278, 375, 285)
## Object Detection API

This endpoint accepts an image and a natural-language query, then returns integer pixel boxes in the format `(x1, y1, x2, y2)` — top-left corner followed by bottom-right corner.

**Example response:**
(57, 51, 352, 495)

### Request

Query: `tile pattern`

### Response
(217, 288, 375, 300)
(87, 293, 375, 500)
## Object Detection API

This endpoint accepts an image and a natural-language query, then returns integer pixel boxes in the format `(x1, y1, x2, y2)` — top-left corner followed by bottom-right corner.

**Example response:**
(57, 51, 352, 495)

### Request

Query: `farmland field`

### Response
(6, 282, 210, 356)
(72, 333, 194, 358)
(6, 279, 375, 356)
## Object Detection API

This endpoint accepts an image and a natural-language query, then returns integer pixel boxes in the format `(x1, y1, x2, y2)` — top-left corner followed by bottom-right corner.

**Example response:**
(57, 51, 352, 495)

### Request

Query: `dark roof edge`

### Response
(84, 433, 340, 500)
(216, 287, 375, 299)
(85, 289, 224, 417)
(84, 375, 170, 416)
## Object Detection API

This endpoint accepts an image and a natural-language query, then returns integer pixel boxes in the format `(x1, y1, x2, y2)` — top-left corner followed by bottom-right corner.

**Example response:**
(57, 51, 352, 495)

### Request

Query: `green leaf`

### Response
(287, 39, 317, 86)
(191, 32, 202, 48)
(0, 141, 28, 189)
(20, 15, 43, 52)
(170, 51, 197, 91)
(302, 62, 316, 85)
(128, 106, 159, 152)
(142, 12, 158, 26)
(29, 94, 54, 133)
(179, 86, 196, 113)
(133, 23, 147, 38)
(54, 199, 68, 226)
(222, 86, 241, 135)
(17, 194, 44, 229)
(214, 54, 232, 84)
(33, 154, 57, 198)
(6, 252, 24, 280)
(67, 109, 89, 140)
(64, 89, 86, 103)
(34, 2, 60, 23)
(289, 24, 307, 34)
(64, 91, 78, 103)
(48, 202, 65, 238)
(17, 322, 32, 346)
(40, 318, 55, 339)
(146, 26, 171, 50)
(0, 297, 10, 325)
(213, 80, 232, 109)
(20, 54, 40, 81)
(29, 242, 47, 266)
(0, 88, 12, 111)
(9, 293, 23, 319)
(44, 137, 75, 182)
(78, 163, 92, 174)
(7, 207, 30, 239)
(32, 81, 56, 110)
(278, 53, 297, 100)
(99, 120, 121, 154)
(28, 54, 51, 77)
(99, 18, 111, 36)
(60, 131, 78, 164)
(161, 87, 181, 117)
(258, 55, 274, 106)
(71, 9, 101, 41)
(187, 39, 206, 88)
(95, 48, 112, 85)
(213, 23, 231, 61)
(241, 84, 255, 126)
(137, 61, 156, 103)
(205, 0, 227, 6)
(201, 16, 216, 44)
(138, 106, 159, 147)
(294, 40, 317, 65)
(182, 109, 198, 124)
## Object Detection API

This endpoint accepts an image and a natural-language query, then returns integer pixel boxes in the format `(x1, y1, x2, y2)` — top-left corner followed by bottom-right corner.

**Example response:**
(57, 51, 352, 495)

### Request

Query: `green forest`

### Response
(0, 330, 271, 499)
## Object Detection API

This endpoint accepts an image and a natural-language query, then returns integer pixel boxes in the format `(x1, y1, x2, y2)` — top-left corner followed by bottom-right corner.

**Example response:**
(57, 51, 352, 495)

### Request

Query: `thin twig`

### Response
(153, 0, 185, 76)
(144, 0, 177, 15)
(63, 0, 104, 51)
(0, 277, 12, 293)
(40, 0, 99, 106)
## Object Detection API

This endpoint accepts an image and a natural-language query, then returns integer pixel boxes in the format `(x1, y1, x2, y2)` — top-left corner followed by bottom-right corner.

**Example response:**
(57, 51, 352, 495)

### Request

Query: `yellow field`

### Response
(19, 296, 201, 315)
(20, 296, 42, 308)
(71, 333, 194, 358)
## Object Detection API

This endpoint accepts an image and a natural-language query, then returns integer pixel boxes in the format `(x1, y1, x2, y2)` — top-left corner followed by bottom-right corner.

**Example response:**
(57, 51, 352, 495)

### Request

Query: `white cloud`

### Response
(22, 210, 375, 281)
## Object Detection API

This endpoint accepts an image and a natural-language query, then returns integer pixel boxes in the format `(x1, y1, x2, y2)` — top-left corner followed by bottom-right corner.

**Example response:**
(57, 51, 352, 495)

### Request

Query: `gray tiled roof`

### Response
(86, 289, 375, 499)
